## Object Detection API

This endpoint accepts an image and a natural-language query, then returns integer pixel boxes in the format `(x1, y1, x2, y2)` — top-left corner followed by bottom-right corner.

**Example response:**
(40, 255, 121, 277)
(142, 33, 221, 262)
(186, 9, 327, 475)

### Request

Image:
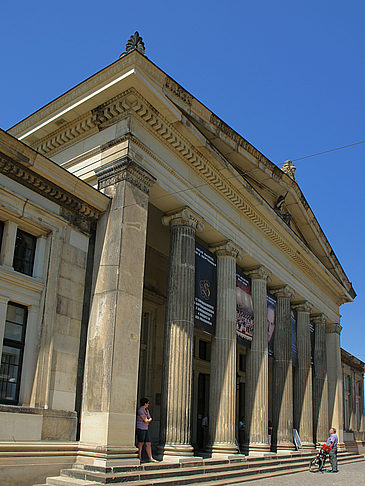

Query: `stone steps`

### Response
(41, 452, 365, 486)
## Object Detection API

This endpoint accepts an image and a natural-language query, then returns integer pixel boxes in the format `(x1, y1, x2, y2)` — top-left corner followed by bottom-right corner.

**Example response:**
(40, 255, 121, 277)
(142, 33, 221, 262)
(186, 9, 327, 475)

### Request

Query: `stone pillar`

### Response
(30, 231, 63, 409)
(326, 322, 344, 445)
(208, 241, 240, 456)
(312, 314, 329, 444)
(359, 379, 365, 432)
(246, 267, 271, 453)
(159, 207, 203, 459)
(32, 236, 47, 279)
(78, 158, 155, 467)
(271, 286, 295, 452)
(293, 302, 314, 449)
(0, 296, 9, 357)
(0, 221, 17, 268)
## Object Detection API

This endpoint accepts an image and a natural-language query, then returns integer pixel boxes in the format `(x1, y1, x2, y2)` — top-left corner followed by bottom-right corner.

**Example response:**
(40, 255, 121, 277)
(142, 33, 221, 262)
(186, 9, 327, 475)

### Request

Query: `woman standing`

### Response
(136, 397, 158, 462)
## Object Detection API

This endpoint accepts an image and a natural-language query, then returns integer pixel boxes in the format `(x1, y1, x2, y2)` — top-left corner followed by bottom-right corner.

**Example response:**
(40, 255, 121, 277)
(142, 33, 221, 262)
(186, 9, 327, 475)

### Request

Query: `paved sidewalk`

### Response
(229, 460, 365, 485)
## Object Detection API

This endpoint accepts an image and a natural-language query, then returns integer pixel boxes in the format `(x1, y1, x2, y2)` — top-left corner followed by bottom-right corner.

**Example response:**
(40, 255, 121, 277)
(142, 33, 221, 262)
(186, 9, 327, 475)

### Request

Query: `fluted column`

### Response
(312, 314, 329, 444)
(160, 208, 203, 459)
(246, 267, 271, 453)
(208, 241, 240, 455)
(271, 286, 295, 451)
(326, 322, 344, 445)
(293, 301, 314, 449)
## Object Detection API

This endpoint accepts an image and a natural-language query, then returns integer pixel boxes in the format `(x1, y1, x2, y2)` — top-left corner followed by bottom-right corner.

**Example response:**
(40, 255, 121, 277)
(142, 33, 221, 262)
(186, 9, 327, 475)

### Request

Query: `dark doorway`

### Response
(196, 373, 209, 450)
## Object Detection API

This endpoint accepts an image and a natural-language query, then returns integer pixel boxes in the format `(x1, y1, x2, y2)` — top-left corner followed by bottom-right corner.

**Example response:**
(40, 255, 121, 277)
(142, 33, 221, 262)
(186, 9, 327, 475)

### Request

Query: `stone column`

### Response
(312, 314, 329, 444)
(271, 286, 295, 452)
(159, 207, 203, 459)
(78, 158, 155, 468)
(0, 221, 17, 268)
(246, 267, 271, 453)
(293, 302, 314, 449)
(359, 379, 365, 432)
(208, 241, 240, 456)
(326, 322, 344, 445)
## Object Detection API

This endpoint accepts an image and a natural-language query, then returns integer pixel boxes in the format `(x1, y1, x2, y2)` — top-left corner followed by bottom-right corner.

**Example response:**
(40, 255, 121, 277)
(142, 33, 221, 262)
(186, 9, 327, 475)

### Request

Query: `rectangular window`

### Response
(0, 303, 28, 404)
(13, 229, 36, 276)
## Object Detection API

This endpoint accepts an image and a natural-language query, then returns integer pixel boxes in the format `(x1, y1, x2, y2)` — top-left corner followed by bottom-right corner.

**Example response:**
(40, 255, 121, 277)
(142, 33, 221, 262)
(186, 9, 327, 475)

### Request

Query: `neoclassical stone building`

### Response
(0, 33, 363, 484)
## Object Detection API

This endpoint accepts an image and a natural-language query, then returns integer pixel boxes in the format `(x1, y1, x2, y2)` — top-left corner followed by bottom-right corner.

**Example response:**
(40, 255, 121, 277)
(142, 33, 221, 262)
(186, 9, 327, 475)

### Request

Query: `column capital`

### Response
(270, 285, 295, 299)
(311, 313, 328, 325)
(326, 322, 342, 335)
(209, 240, 241, 259)
(95, 156, 156, 193)
(162, 207, 204, 231)
(246, 266, 271, 283)
(292, 301, 313, 313)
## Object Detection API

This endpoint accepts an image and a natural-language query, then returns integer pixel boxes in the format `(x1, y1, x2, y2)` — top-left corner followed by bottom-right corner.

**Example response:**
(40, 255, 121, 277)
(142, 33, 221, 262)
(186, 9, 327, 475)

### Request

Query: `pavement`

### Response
(228, 460, 365, 485)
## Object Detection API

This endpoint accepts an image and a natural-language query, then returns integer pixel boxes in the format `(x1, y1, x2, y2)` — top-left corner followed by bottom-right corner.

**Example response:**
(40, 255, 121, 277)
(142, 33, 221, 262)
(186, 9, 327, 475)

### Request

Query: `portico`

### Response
(0, 33, 358, 484)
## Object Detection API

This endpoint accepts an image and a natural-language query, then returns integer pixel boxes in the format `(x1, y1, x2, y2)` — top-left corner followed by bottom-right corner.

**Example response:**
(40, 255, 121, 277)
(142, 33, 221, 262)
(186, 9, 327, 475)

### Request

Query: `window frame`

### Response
(0, 302, 28, 405)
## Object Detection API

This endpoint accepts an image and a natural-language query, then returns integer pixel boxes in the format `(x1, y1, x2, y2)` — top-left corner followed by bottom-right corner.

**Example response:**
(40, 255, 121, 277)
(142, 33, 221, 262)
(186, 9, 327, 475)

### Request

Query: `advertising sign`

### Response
(291, 309, 298, 367)
(236, 271, 254, 345)
(194, 243, 217, 334)
(310, 320, 315, 367)
(267, 294, 276, 358)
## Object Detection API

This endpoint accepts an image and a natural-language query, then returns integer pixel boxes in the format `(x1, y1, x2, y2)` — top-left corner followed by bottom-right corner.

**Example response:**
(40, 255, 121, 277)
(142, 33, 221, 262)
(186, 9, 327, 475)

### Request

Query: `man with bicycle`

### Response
(326, 427, 339, 473)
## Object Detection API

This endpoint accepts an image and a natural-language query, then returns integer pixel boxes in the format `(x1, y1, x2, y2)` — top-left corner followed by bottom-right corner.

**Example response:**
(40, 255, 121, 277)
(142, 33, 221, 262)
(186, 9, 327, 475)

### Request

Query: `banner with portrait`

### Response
(291, 309, 298, 367)
(194, 243, 217, 334)
(236, 271, 254, 345)
(267, 294, 276, 358)
(310, 320, 315, 367)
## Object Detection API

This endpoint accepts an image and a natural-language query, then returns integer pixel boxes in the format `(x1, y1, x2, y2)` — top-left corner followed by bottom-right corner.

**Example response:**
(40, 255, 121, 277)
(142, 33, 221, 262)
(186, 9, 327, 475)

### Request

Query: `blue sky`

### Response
(1, 1, 364, 359)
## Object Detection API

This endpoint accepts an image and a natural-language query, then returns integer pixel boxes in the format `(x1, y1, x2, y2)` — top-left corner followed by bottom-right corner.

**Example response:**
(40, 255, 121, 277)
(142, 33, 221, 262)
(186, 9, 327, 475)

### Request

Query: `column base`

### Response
(206, 442, 238, 457)
(300, 441, 316, 451)
(275, 442, 296, 453)
(77, 444, 140, 469)
(246, 442, 271, 455)
(158, 443, 195, 462)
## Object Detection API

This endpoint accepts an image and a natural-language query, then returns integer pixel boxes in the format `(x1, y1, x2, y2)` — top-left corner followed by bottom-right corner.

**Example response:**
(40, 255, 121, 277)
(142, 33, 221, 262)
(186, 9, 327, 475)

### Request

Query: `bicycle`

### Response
(309, 443, 332, 472)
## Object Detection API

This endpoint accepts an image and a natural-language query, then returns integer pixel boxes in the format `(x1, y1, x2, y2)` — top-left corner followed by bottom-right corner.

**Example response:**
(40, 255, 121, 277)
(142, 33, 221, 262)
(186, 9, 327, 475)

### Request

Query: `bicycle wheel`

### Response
(309, 457, 321, 472)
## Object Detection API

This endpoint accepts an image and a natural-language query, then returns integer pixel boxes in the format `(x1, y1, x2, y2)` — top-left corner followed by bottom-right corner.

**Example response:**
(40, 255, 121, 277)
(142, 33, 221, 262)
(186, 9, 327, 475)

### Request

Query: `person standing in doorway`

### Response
(136, 398, 158, 462)
(326, 427, 339, 472)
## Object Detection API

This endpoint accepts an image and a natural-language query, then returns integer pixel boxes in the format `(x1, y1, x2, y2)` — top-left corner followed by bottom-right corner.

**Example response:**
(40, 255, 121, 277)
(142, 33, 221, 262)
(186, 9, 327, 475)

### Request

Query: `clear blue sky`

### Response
(1, 1, 364, 360)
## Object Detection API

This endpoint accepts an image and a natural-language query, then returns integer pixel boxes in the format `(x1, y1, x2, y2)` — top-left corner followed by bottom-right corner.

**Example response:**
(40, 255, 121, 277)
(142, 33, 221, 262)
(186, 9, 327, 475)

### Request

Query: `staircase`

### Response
(35, 450, 365, 485)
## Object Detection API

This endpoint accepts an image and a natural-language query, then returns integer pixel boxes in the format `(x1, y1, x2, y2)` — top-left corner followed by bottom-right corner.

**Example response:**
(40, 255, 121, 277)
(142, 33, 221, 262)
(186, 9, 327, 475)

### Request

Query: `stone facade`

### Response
(0, 44, 363, 485)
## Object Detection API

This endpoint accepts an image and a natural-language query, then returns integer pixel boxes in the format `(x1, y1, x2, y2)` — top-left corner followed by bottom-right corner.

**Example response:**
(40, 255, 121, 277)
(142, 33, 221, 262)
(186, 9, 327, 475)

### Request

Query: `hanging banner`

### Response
(267, 294, 276, 358)
(194, 243, 217, 334)
(310, 320, 315, 367)
(291, 309, 298, 367)
(236, 271, 254, 345)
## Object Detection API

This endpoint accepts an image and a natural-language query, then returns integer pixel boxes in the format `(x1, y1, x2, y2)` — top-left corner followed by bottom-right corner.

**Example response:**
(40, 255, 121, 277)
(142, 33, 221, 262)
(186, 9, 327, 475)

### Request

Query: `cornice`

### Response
(0, 153, 101, 228)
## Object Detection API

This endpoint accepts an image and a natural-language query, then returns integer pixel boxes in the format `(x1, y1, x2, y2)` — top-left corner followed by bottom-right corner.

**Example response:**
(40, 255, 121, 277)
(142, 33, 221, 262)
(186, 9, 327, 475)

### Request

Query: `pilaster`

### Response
(245, 266, 271, 453)
(271, 285, 295, 452)
(326, 322, 344, 445)
(78, 157, 155, 468)
(159, 207, 203, 460)
(312, 313, 329, 443)
(293, 301, 314, 449)
(0, 221, 17, 269)
(207, 241, 240, 455)
(0, 296, 9, 358)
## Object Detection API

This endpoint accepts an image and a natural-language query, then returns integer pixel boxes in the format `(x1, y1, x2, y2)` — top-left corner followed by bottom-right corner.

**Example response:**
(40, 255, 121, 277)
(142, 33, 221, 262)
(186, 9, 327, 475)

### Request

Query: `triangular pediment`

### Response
(8, 49, 355, 300)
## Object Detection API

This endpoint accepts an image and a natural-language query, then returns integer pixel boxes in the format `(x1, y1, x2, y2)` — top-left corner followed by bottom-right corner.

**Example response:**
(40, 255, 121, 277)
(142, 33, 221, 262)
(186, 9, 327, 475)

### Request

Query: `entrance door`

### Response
(196, 373, 209, 450)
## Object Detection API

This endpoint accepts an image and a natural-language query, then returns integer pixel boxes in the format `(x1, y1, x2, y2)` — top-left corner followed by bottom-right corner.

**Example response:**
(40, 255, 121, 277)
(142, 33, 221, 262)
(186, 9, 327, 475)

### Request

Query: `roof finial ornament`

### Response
(281, 160, 296, 180)
(125, 31, 145, 55)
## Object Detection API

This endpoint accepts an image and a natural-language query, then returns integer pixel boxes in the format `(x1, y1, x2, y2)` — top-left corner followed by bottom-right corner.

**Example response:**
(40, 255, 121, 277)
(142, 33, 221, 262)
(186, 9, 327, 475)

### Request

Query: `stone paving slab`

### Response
(226, 460, 365, 485)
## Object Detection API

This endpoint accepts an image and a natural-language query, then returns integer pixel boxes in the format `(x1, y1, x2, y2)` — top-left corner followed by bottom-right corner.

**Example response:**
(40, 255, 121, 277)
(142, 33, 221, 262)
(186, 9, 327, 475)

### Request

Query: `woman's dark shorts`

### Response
(137, 428, 151, 443)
